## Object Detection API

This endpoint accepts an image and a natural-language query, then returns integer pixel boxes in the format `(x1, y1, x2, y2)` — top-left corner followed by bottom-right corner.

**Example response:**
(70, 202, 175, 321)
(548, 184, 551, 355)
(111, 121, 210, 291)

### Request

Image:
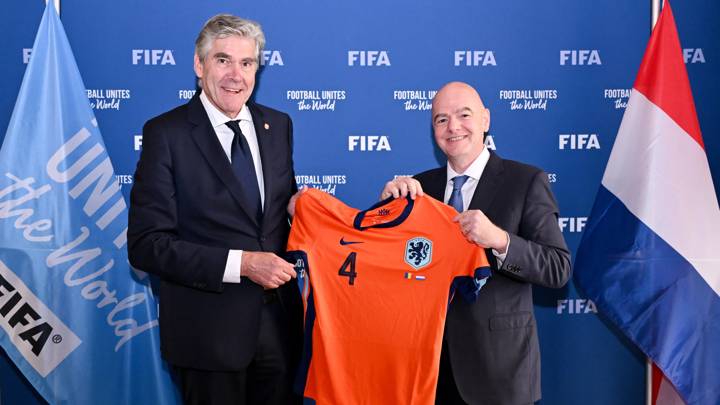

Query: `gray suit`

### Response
(415, 151, 571, 405)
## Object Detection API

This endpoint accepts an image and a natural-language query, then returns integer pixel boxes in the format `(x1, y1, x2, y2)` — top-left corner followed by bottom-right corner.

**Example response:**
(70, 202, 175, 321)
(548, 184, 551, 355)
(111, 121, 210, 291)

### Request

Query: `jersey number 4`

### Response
(338, 252, 357, 285)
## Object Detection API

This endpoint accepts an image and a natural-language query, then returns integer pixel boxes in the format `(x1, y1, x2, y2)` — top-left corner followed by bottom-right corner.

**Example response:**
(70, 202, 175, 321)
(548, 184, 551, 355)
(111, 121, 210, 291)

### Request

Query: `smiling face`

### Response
(194, 35, 258, 119)
(431, 82, 490, 173)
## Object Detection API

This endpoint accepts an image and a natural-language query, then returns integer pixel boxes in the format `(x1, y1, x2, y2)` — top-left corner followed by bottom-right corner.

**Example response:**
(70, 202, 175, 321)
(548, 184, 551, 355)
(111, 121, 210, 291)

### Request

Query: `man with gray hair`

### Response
(128, 14, 301, 404)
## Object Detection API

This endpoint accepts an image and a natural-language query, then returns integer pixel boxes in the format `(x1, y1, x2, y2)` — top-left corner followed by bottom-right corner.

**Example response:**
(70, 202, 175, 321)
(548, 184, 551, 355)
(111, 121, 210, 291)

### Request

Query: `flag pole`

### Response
(45, 0, 60, 17)
(647, 360, 652, 405)
(652, 0, 662, 28)
(648, 2, 663, 401)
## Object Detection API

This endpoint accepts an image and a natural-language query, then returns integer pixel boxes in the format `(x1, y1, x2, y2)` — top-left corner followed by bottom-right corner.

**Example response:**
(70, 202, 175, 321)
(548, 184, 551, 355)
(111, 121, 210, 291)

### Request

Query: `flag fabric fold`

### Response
(574, 2, 720, 405)
(0, 3, 178, 404)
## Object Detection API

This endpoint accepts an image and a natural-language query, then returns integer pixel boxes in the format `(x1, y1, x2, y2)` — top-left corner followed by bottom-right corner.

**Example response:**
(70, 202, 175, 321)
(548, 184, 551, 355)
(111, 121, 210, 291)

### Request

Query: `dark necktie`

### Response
(225, 120, 262, 220)
(448, 175, 469, 213)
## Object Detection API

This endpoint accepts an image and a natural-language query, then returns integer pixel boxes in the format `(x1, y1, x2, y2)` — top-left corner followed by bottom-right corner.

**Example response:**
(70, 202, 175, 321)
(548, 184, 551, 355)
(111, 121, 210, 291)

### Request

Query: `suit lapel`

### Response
(422, 169, 448, 202)
(249, 103, 273, 228)
(187, 96, 260, 228)
(468, 151, 503, 212)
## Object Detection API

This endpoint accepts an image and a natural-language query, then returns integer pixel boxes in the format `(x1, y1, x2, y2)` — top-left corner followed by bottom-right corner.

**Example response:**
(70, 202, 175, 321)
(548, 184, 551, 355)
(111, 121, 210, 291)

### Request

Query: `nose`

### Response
(448, 116, 461, 133)
(227, 61, 244, 80)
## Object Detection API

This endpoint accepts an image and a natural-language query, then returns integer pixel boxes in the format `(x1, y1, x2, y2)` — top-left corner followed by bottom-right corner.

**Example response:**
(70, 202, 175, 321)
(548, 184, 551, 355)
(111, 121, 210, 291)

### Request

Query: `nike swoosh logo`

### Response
(340, 237, 364, 245)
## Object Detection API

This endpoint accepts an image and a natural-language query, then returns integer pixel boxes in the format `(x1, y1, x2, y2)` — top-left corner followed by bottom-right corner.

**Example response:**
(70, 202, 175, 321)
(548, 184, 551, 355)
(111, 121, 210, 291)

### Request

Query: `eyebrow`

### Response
(433, 107, 473, 122)
(212, 52, 231, 60)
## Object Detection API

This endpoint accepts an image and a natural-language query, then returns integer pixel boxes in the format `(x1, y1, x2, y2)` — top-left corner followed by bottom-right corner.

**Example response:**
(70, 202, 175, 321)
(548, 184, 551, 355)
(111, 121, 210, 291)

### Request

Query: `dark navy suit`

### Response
(128, 95, 301, 402)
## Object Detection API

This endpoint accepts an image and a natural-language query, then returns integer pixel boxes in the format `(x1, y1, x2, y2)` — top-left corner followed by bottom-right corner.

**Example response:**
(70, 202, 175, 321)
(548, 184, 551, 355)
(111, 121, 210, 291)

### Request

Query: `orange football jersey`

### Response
(287, 188, 490, 405)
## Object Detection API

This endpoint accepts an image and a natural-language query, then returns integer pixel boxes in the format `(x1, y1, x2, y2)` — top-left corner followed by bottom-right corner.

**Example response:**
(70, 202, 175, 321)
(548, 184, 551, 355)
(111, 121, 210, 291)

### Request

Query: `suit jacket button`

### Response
(259, 236, 267, 242)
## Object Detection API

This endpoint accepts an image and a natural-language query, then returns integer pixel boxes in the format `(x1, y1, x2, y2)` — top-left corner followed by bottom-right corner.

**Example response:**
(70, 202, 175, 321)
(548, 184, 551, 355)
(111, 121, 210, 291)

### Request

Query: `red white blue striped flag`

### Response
(574, 2, 719, 404)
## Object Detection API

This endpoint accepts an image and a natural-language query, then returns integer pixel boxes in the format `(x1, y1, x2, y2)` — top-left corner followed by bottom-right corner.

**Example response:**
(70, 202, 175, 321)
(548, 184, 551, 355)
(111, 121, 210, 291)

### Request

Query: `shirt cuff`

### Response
(491, 232, 510, 266)
(222, 249, 243, 283)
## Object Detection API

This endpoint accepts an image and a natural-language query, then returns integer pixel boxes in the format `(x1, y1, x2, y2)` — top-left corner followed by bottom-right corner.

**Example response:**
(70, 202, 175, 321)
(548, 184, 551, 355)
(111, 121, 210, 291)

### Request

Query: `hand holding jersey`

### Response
(383, 177, 509, 253)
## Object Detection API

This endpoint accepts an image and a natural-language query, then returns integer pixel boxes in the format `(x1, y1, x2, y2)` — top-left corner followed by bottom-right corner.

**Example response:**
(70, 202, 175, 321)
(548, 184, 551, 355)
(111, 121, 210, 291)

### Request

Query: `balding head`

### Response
(430, 82, 490, 173)
(432, 82, 486, 118)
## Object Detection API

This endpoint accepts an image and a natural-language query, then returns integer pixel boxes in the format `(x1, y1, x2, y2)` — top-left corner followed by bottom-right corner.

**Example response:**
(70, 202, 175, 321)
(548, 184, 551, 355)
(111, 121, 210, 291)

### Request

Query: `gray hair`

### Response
(195, 14, 265, 62)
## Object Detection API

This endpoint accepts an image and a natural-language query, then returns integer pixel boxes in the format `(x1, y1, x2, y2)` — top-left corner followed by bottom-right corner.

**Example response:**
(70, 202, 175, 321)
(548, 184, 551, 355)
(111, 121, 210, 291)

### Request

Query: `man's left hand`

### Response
(454, 210, 509, 253)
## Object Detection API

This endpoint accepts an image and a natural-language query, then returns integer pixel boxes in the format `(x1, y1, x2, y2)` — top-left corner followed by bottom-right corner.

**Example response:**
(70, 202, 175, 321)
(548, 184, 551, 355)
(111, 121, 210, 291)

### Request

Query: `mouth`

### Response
(222, 86, 243, 95)
(446, 135, 468, 142)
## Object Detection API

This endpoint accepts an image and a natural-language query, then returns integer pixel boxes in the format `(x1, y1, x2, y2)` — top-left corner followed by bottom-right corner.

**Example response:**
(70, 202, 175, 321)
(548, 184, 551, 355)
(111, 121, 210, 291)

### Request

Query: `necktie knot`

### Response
(225, 120, 246, 153)
(225, 119, 242, 133)
(452, 175, 469, 191)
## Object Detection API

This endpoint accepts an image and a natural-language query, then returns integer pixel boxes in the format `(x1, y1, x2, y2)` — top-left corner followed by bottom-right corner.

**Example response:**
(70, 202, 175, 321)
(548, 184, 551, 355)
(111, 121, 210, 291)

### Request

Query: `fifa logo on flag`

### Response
(23, 48, 33, 64)
(0, 263, 81, 377)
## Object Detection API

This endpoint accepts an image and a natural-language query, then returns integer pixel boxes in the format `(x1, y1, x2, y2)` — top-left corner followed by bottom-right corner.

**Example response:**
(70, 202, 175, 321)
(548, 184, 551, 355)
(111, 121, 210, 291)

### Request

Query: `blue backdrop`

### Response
(1, 1, 717, 404)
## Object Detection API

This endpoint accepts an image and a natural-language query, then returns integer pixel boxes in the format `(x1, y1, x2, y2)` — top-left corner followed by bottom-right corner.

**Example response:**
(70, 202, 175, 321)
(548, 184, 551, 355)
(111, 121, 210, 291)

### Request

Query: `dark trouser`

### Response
(174, 291, 301, 405)
(436, 339, 537, 405)
(436, 338, 467, 405)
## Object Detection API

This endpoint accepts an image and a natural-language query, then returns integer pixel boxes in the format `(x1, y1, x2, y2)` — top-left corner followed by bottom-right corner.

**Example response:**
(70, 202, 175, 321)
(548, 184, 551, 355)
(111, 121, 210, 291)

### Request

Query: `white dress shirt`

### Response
(199, 91, 264, 283)
(443, 147, 509, 263)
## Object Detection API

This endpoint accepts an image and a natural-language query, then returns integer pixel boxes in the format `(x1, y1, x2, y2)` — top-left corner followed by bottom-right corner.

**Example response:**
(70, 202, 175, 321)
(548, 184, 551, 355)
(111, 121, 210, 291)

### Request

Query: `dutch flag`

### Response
(574, 2, 720, 404)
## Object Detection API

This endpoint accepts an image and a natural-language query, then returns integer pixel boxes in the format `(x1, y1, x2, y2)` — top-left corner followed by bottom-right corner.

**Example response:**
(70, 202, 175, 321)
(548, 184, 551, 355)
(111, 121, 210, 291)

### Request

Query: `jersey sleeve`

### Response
(440, 201, 492, 303)
(286, 191, 317, 303)
(451, 245, 492, 303)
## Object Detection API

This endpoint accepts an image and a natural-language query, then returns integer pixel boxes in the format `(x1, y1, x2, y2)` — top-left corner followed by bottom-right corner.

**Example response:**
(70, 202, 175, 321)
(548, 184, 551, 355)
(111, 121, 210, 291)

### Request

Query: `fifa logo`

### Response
(261, 50, 284, 66)
(348, 51, 391, 66)
(559, 134, 600, 150)
(560, 50, 601, 65)
(558, 217, 587, 233)
(348, 135, 391, 151)
(132, 49, 176, 65)
(683, 48, 705, 64)
(454, 51, 497, 66)
(557, 299, 597, 314)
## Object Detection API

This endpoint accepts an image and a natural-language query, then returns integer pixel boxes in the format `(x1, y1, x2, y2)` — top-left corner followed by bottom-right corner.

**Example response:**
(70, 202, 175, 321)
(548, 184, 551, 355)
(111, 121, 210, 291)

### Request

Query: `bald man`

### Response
(381, 82, 571, 405)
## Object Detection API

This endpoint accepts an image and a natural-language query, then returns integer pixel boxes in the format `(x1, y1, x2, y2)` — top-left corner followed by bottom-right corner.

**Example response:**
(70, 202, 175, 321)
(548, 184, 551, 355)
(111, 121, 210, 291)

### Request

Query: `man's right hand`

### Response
(242, 252, 297, 289)
(380, 177, 424, 200)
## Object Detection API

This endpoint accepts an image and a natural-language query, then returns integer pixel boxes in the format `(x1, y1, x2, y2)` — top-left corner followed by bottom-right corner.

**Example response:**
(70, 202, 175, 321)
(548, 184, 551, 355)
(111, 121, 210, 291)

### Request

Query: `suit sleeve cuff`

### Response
(222, 250, 243, 283)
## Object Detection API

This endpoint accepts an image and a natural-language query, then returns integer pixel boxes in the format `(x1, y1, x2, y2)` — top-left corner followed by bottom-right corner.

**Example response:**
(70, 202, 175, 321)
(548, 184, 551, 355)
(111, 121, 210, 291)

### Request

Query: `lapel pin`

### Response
(264, 123, 270, 130)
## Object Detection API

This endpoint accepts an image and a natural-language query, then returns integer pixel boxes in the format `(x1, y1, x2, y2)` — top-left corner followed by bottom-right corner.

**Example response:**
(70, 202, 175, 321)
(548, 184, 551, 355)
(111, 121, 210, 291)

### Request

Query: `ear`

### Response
(193, 53, 203, 79)
(482, 108, 491, 132)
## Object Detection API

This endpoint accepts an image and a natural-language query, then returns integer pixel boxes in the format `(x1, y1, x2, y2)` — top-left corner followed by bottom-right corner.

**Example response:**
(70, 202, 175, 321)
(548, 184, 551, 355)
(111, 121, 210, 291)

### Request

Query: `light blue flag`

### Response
(0, 3, 179, 404)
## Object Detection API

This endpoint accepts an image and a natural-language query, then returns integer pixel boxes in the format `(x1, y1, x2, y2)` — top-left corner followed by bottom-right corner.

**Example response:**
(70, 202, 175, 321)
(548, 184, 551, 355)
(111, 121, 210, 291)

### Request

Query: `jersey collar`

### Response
(353, 196, 415, 230)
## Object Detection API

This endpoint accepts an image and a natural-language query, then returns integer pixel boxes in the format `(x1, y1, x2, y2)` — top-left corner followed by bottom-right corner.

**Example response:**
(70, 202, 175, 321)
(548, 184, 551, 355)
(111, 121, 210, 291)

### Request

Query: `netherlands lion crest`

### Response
(404, 237, 432, 270)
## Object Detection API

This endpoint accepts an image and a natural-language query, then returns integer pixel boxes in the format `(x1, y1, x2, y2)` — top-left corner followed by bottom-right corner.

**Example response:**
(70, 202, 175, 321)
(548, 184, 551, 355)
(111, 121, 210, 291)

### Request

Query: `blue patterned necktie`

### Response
(448, 175, 469, 212)
(226, 120, 261, 220)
